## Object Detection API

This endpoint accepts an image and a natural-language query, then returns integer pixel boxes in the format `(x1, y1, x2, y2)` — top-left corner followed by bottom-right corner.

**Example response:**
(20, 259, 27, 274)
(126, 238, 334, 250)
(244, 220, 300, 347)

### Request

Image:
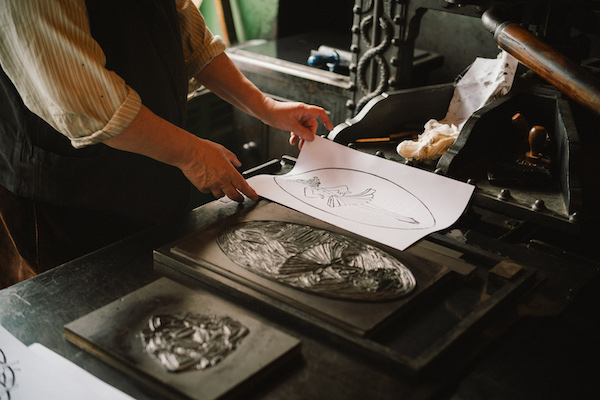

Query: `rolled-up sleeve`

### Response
(0, 0, 141, 148)
(176, 0, 227, 78)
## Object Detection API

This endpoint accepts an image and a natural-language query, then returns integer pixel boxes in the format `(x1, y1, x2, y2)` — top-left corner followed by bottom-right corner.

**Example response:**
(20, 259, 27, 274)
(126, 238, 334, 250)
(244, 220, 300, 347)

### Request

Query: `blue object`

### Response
(307, 51, 339, 72)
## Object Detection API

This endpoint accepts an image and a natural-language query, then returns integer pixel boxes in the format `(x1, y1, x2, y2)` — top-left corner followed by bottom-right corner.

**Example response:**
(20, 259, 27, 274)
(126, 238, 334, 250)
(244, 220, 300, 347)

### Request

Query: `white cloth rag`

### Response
(397, 50, 519, 162)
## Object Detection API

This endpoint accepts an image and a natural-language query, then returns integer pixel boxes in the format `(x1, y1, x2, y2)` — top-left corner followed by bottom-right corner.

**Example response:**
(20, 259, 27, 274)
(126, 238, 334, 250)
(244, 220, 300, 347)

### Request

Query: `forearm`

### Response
(103, 105, 257, 202)
(194, 52, 272, 122)
(195, 53, 334, 140)
(103, 105, 200, 171)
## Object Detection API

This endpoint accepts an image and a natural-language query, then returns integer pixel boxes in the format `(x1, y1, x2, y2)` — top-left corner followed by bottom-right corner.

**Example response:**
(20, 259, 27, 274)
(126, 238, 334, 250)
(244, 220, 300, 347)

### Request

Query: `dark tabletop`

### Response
(1, 198, 599, 400)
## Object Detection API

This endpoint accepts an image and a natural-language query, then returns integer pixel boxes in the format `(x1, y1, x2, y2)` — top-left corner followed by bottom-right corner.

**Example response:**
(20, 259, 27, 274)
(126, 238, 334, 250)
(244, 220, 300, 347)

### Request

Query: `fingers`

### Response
(209, 180, 258, 203)
(266, 101, 334, 145)
(313, 107, 334, 131)
(230, 175, 259, 202)
(208, 169, 258, 203)
(184, 139, 258, 203)
(215, 162, 259, 203)
(221, 146, 242, 168)
(288, 105, 334, 143)
(214, 186, 242, 203)
(289, 124, 315, 143)
(289, 132, 305, 149)
(300, 105, 334, 132)
(222, 153, 258, 202)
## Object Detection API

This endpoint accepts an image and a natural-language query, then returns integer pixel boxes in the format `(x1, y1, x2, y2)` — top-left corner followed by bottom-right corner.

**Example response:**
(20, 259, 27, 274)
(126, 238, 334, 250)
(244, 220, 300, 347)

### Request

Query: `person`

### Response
(0, 0, 333, 288)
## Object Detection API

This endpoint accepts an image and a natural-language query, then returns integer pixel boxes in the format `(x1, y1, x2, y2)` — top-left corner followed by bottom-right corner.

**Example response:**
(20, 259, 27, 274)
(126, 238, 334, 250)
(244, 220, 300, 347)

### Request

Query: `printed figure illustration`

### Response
(140, 314, 249, 372)
(0, 349, 16, 400)
(217, 221, 417, 301)
(300, 176, 419, 224)
(274, 168, 435, 230)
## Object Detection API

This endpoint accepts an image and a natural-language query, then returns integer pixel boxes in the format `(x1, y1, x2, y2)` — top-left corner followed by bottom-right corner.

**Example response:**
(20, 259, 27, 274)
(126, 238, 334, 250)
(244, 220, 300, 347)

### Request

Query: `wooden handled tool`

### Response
(482, 7, 600, 117)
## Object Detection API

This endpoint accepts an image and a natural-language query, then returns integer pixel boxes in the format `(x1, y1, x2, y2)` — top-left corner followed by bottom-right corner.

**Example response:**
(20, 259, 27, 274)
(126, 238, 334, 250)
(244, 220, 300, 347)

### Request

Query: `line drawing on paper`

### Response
(0, 348, 17, 400)
(217, 220, 417, 301)
(301, 177, 419, 224)
(274, 168, 436, 230)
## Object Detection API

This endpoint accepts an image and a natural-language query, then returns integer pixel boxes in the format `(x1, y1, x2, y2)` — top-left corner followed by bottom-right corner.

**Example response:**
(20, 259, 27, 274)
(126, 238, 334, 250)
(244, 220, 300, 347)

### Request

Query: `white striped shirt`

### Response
(0, 0, 226, 148)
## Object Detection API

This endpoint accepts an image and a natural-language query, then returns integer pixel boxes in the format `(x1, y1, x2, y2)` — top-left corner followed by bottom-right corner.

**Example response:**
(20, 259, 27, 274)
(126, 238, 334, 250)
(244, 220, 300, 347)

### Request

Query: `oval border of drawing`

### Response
(274, 167, 436, 230)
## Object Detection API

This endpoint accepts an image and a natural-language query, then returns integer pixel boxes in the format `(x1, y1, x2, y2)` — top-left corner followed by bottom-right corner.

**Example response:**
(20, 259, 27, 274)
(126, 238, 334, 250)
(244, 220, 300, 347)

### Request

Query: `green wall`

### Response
(199, 0, 279, 43)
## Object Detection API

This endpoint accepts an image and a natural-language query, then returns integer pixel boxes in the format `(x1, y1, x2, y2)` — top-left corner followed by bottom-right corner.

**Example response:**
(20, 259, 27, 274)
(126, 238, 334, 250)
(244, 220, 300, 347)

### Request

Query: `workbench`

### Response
(1, 198, 598, 400)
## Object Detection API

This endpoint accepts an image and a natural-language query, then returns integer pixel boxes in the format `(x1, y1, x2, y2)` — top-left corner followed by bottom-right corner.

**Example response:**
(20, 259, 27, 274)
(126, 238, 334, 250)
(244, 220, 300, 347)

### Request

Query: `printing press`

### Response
(1, 1, 599, 399)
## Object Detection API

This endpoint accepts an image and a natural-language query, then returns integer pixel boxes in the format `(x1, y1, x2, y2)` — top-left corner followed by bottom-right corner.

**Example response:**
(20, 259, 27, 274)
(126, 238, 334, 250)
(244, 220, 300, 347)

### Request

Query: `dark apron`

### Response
(0, 0, 192, 224)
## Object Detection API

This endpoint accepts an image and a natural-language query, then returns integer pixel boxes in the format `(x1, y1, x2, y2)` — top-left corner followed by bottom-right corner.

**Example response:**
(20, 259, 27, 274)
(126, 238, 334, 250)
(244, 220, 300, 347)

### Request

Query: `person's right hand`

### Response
(104, 105, 258, 204)
(180, 138, 258, 203)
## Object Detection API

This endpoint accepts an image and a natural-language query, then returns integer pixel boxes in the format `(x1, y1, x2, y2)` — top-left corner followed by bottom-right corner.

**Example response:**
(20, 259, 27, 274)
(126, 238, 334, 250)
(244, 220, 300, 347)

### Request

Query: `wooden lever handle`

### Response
(482, 7, 600, 117)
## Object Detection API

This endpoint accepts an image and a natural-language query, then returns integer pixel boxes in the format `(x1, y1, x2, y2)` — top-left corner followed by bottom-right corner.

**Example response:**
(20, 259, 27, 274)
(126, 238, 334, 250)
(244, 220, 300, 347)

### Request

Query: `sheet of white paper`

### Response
(0, 325, 135, 400)
(444, 51, 519, 130)
(248, 136, 474, 250)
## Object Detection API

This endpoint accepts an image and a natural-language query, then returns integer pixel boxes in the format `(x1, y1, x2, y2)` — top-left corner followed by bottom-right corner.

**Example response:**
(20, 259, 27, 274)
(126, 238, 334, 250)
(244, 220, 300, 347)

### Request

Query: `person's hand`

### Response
(104, 106, 258, 204)
(258, 98, 334, 149)
(195, 54, 334, 150)
(180, 138, 258, 203)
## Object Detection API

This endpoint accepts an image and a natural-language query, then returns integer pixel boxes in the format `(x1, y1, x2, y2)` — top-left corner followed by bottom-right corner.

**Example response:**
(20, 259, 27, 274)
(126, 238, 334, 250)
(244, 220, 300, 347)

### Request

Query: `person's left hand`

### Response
(259, 98, 334, 149)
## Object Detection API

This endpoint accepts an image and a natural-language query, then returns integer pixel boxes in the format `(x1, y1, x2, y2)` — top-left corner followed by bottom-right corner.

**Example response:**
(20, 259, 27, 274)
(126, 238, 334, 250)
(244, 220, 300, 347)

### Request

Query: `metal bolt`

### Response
(497, 188, 512, 201)
(569, 212, 579, 223)
(532, 199, 546, 212)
